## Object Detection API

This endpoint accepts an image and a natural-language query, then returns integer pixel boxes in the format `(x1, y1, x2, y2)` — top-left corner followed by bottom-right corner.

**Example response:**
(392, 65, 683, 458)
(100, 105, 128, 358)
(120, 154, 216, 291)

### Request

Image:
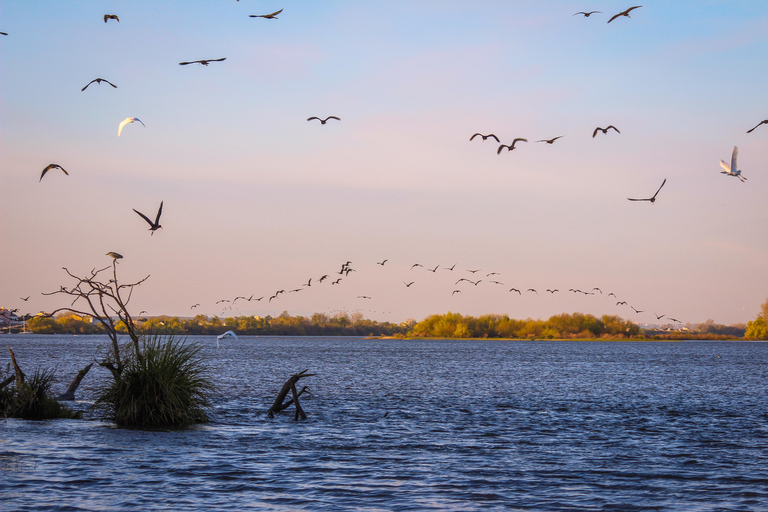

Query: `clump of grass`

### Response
(95, 333, 215, 427)
(0, 368, 80, 420)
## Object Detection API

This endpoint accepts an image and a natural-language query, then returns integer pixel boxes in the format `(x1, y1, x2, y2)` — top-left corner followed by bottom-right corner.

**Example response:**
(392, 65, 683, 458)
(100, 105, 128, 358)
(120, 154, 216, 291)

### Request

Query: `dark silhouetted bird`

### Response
(307, 116, 340, 124)
(179, 58, 226, 66)
(377, 259, 388, 265)
(627, 178, 666, 204)
(40, 164, 68, 182)
(510, 288, 521, 295)
(497, 138, 528, 154)
(608, 6, 642, 23)
(574, 11, 601, 17)
(593, 125, 620, 137)
(81, 78, 117, 91)
(470, 133, 500, 142)
(20, 296, 29, 301)
(104, 14, 119, 23)
(747, 120, 768, 134)
(250, 9, 283, 19)
(106, 252, 123, 260)
(133, 201, 163, 234)
(536, 136, 564, 144)
(404, 281, 415, 287)
(452, 290, 461, 295)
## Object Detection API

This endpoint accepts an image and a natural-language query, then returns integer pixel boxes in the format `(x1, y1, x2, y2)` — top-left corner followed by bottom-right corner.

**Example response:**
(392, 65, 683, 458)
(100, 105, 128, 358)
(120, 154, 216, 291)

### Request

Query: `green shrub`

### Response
(95, 334, 215, 427)
(0, 368, 80, 420)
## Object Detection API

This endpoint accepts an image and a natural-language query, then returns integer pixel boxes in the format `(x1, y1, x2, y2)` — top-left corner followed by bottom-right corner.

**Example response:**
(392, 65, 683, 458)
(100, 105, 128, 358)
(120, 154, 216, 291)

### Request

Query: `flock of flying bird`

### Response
(7, 5, 764, 327)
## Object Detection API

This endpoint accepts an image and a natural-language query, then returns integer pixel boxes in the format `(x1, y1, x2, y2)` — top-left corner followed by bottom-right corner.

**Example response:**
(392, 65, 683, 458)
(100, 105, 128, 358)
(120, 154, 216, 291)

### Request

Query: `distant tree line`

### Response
(25, 310, 749, 339)
(745, 296, 768, 340)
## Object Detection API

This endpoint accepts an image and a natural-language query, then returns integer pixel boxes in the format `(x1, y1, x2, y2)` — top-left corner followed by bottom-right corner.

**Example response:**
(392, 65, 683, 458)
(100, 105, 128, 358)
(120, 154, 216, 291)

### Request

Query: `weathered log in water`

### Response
(58, 363, 93, 401)
(267, 369, 314, 420)
(7, 346, 25, 387)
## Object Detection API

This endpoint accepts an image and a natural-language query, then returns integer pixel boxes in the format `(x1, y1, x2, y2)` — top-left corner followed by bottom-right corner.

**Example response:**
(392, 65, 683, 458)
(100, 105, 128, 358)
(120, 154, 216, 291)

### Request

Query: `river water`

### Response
(1, 335, 767, 511)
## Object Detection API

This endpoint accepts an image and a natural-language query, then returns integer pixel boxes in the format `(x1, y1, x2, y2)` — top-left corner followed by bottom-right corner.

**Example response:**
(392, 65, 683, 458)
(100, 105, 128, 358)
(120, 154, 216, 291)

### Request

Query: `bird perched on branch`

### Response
(118, 117, 145, 136)
(81, 78, 117, 91)
(133, 201, 163, 235)
(106, 252, 123, 261)
(179, 58, 226, 66)
(250, 9, 283, 19)
(39, 164, 68, 182)
(307, 116, 340, 124)
(608, 6, 642, 23)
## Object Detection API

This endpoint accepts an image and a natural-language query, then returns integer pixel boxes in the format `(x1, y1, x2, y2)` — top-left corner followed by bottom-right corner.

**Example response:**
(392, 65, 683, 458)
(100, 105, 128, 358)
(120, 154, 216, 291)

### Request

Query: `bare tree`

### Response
(42, 260, 149, 378)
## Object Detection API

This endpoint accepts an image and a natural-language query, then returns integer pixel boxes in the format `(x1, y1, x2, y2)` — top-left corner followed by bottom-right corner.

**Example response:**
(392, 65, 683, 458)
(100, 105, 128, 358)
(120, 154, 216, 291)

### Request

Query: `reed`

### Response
(0, 368, 80, 420)
(95, 333, 215, 427)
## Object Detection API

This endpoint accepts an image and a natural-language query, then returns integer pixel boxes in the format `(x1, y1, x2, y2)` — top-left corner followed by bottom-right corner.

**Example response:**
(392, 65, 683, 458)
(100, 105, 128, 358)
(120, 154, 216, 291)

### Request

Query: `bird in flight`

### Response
(654, 312, 665, 320)
(358, 296, 372, 299)
(592, 125, 620, 137)
(667, 317, 681, 323)
(452, 290, 461, 295)
(106, 251, 123, 260)
(630, 306, 644, 314)
(118, 117, 145, 136)
(39, 164, 68, 182)
(720, 146, 747, 182)
(104, 14, 119, 23)
(536, 136, 564, 144)
(467, 269, 481, 273)
(318, 275, 329, 283)
(191, 304, 200, 309)
(250, 9, 283, 19)
(509, 288, 521, 295)
(0, 32, 8, 35)
(616, 301, 627, 306)
(527, 288, 538, 294)
(574, 11, 601, 17)
(607, 6, 642, 23)
(470, 133, 500, 142)
(627, 178, 666, 204)
(747, 120, 768, 134)
(307, 116, 340, 124)
(81, 78, 117, 91)
(377, 259, 388, 265)
(497, 138, 528, 154)
(444, 264, 456, 271)
(133, 201, 163, 235)
(20, 296, 30, 301)
(546, 289, 559, 294)
(411, 263, 423, 270)
(179, 58, 226, 66)
(404, 281, 415, 287)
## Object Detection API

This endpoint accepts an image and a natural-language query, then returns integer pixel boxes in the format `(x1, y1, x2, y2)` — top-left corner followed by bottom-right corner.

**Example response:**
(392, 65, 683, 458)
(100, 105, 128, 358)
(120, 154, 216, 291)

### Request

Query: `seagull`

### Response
(191, 304, 200, 309)
(179, 58, 226, 66)
(81, 78, 117, 91)
(592, 287, 602, 294)
(592, 125, 620, 137)
(250, 9, 283, 19)
(490, 281, 505, 286)
(20, 296, 30, 301)
(747, 120, 768, 134)
(118, 117, 145, 136)
(630, 306, 644, 314)
(627, 178, 666, 204)
(497, 138, 528, 154)
(104, 14, 119, 23)
(616, 301, 627, 306)
(654, 312, 665, 320)
(411, 263, 423, 270)
(444, 264, 456, 271)
(307, 116, 340, 124)
(527, 288, 538, 294)
(607, 6, 642, 23)
(470, 133, 500, 142)
(377, 259, 388, 265)
(133, 201, 163, 234)
(667, 317, 681, 323)
(456, 278, 471, 284)
(39, 164, 68, 182)
(404, 281, 415, 287)
(452, 290, 462, 295)
(536, 136, 564, 144)
(487, 272, 500, 277)
(216, 330, 238, 349)
(467, 269, 481, 273)
(509, 288, 521, 295)
(106, 252, 123, 260)
(574, 11, 602, 17)
(720, 146, 747, 182)
(546, 289, 559, 293)
(427, 265, 439, 273)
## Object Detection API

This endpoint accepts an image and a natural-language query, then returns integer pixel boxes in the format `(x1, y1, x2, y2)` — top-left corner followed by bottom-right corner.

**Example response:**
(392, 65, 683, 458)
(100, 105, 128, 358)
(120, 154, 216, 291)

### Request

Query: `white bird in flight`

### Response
(720, 146, 747, 182)
(118, 117, 145, 136)
(216, 330, 238, 348)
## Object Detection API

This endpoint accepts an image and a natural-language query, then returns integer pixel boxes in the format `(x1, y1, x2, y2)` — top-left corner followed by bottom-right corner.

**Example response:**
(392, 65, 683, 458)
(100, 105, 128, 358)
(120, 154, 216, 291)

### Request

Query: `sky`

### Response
(1, 1, 767, 327)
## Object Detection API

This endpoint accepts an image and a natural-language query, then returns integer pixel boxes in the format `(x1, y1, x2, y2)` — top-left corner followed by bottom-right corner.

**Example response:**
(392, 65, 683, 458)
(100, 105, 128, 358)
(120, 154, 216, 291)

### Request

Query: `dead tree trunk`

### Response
(58, 363, 93, 401)
(7, 346, 25, 387)
(267, 369, 314, 420)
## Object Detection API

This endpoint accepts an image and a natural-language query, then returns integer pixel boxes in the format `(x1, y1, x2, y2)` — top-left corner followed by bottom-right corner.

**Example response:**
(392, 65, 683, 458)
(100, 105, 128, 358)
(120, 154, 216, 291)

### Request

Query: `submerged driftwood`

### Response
(58, 363, 93, 401)
(7, 346, 25, 387)
(267, 369, 314, 420)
